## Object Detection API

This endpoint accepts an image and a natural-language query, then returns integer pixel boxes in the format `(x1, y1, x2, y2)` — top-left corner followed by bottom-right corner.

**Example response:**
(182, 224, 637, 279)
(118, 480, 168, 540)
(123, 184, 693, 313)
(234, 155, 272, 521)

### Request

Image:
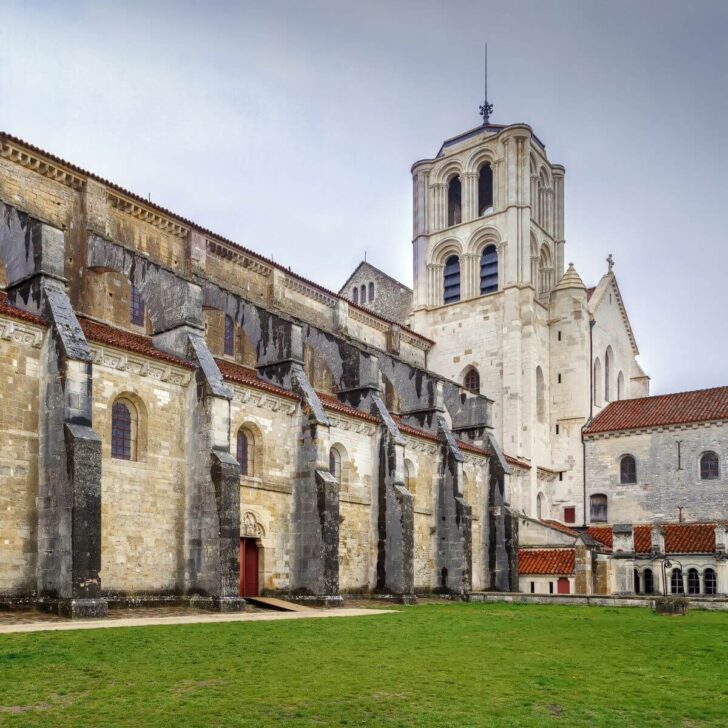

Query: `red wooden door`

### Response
(557, 577, 570, 595)
(240, 538, 259, 597)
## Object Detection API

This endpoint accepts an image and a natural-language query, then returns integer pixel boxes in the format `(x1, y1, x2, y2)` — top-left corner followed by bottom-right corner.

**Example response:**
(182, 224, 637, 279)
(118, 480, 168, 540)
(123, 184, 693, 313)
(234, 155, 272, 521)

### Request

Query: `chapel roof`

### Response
(584, 386, 728, 434)
(584, 523, 723, 555)
(518, 548, 575, 575)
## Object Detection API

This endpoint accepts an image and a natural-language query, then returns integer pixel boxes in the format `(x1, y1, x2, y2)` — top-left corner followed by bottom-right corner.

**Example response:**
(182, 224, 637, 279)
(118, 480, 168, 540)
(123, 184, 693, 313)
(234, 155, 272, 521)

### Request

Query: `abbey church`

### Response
(0, 115, 726, 616)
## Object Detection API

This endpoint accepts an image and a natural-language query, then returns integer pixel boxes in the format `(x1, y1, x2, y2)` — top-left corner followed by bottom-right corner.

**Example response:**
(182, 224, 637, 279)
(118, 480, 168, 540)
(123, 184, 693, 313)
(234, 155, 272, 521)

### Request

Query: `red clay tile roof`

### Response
(586, 523, 721, 554)
(506, 454, 532, 470)
(0, 292, 47, 326)
(216, 359, 298, 399)
(584, 387, 728, 434)
(633, 525, 652, 554)
(542, 520, 580, 536)
(78, 317, 194, 368)
(663, 523, 716, 554)
(518, 548, 575, 575)
(586, 286, 596, 301)
(585, 526, 613, 549)
(0, 131, 434, 347)
(317, 392, 379, 423)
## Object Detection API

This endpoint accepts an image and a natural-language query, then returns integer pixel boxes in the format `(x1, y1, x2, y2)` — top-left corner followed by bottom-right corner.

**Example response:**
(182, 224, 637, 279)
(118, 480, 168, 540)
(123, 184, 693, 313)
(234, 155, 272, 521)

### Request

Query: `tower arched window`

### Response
(329, 446, 342, 482)
(620, 455, 637, 484)
(536, 492, 545, 519)
(704, 568, 717, 595)
(360, 284, 367, 304)
(700, 451, 720, 480)
(368, 282, 374, 301)
(617, 371, 625, 400)
(443, 255, 461, 304)
(224, 315, 235, 357)
(464, 367, 480, 394)
(671, 569, 684, 595)
(478, 163, 493, 216)
(131, 284, 145, 326)
(111, 398, 138, 461)
(447, 175, 462, 227)
(634, 569, 641, 594)
(590, 494, 607, 523)
(352, 287, 359, 304)
(536, 366, 545, 423)
(237, 427, 254, 476)
(480, 244, 498, 294)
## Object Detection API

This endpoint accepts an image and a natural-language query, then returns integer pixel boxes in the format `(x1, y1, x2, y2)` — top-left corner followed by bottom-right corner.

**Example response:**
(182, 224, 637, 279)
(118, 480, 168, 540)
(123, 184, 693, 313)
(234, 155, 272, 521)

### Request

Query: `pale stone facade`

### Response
(0, 131, 516, 615)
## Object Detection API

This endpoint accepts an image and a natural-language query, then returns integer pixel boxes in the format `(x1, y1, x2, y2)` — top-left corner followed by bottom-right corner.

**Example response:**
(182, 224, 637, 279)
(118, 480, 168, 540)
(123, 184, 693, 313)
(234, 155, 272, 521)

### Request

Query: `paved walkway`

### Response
(0, 607, 395, 635)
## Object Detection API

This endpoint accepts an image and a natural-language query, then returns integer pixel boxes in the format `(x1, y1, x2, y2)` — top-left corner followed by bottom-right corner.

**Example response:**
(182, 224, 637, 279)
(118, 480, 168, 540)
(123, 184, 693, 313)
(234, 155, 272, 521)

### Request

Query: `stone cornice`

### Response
(90, 343, 192, 386)
(108, 191, 189, 238)
(0, 138, 84, 190)
(0, 316, 44, 348)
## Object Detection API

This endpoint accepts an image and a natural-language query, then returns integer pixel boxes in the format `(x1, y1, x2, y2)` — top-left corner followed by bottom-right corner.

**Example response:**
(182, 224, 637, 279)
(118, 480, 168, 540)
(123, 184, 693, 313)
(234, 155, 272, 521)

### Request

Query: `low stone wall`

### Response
(468, 592, 728, 611)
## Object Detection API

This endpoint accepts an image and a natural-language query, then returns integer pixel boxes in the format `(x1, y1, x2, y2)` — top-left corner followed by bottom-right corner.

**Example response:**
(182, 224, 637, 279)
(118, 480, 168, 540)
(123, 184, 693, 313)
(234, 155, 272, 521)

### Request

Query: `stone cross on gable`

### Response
(607, 253, 614, 272)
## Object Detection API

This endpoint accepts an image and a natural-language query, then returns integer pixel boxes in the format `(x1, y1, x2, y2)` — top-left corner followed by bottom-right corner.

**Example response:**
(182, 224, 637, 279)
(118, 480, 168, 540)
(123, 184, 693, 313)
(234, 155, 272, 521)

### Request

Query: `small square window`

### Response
(563, 506, 575, 524)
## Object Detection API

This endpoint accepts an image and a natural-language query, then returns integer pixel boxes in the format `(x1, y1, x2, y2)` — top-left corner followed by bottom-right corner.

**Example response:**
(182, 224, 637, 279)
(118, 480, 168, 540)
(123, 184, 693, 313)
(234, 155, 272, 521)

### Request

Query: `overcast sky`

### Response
(1, 0, 726, 394)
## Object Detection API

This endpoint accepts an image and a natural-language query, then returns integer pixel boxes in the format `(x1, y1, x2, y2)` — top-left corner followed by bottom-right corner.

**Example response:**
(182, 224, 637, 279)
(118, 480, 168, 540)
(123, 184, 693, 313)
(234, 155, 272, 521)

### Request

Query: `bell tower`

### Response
(410, 121, 565, 317)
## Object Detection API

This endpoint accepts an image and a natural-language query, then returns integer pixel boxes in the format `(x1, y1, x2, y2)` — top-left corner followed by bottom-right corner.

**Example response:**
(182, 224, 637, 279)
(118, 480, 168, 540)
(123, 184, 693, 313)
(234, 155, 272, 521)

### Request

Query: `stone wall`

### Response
(585, 421, 728, 524)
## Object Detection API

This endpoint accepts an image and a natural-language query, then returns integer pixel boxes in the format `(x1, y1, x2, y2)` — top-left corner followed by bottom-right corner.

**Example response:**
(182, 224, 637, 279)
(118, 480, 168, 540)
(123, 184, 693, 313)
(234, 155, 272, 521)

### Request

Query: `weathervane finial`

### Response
(479, 42, 494, 126)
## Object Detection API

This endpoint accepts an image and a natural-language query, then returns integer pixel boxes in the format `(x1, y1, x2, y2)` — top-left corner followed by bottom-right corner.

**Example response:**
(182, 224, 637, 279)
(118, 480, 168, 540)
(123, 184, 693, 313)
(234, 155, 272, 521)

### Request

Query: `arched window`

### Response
(480, 244, 498, 294)
(671, 569, 684, 595)
(536, 492, 545, 519)
(605, 347, 613, 402)
(352, 287, 359, 304)
(237, 427, 254, 476)
(643, 568, 654, 595)
(617, 371, 625, 400)
(620, 455, 637, 484)
(464, 367, 480, 394)
(593, 359, 602, 406)
(368, 282, 374, 301)
(111, 398, 137, 461)
(687, 568, 700, 595)
(704, 568, 717, 595)
(537, 244, 553, 298)
(536, 366, 545, 423)
(329, 446, 342, 481)
(130, 284, 145, 326)
(224, 315, 235, 357)
(447, 175, 462, 226)
(634, 569, 641, 594)
(404, 459, 416, 495)
(360, 284, 367, 304)
(700, 451, 720, 480)
(443, 255, 461, 304)
(590, 494, 607, 523)
(478, 163, 493, 216)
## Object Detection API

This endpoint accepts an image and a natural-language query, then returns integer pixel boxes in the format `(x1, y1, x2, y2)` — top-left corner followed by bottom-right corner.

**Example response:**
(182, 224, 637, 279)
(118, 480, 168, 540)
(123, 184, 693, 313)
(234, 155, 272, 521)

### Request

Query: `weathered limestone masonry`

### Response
(1, 202, 105, 618)
(0, 133, 517, 612)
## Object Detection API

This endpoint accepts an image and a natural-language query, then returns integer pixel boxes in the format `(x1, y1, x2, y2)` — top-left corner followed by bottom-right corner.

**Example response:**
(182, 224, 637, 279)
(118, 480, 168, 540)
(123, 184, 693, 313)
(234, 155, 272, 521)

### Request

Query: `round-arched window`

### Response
(620, 455, 637, 484)
(700, 451, 720, 480)
(111, 398, 138, 461)
(464, 367, 480, 394)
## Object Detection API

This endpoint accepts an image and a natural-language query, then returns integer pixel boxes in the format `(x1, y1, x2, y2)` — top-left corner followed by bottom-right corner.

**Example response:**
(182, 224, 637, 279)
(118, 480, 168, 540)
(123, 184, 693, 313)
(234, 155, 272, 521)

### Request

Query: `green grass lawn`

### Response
(1, 603, 727, 727)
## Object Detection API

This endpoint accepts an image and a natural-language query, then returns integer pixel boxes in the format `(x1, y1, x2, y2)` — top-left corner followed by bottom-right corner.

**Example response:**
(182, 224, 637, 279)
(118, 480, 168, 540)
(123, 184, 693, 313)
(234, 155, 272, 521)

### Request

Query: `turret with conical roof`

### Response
(553, 262, 586, 293)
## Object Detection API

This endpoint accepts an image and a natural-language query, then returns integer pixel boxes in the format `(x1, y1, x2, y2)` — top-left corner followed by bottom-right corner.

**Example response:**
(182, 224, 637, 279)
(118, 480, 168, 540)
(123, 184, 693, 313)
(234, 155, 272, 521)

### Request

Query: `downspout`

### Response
(583, 318, 596, 527)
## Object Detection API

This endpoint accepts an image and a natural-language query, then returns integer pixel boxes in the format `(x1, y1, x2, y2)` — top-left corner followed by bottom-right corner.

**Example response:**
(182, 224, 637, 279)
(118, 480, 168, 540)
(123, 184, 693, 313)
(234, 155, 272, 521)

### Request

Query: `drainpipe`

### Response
(582, 319, 596, 527)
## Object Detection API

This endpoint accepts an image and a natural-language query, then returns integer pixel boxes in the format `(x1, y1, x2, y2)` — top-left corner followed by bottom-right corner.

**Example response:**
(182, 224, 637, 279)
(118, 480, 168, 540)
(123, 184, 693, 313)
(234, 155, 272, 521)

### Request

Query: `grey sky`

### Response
(2, 0, 726, 395)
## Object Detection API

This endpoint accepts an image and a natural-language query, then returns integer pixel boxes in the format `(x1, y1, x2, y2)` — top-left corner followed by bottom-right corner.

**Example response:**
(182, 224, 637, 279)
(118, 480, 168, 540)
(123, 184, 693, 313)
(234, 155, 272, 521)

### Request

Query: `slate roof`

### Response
(584, 386, 728, 434)
(518, 548, 575, 575)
